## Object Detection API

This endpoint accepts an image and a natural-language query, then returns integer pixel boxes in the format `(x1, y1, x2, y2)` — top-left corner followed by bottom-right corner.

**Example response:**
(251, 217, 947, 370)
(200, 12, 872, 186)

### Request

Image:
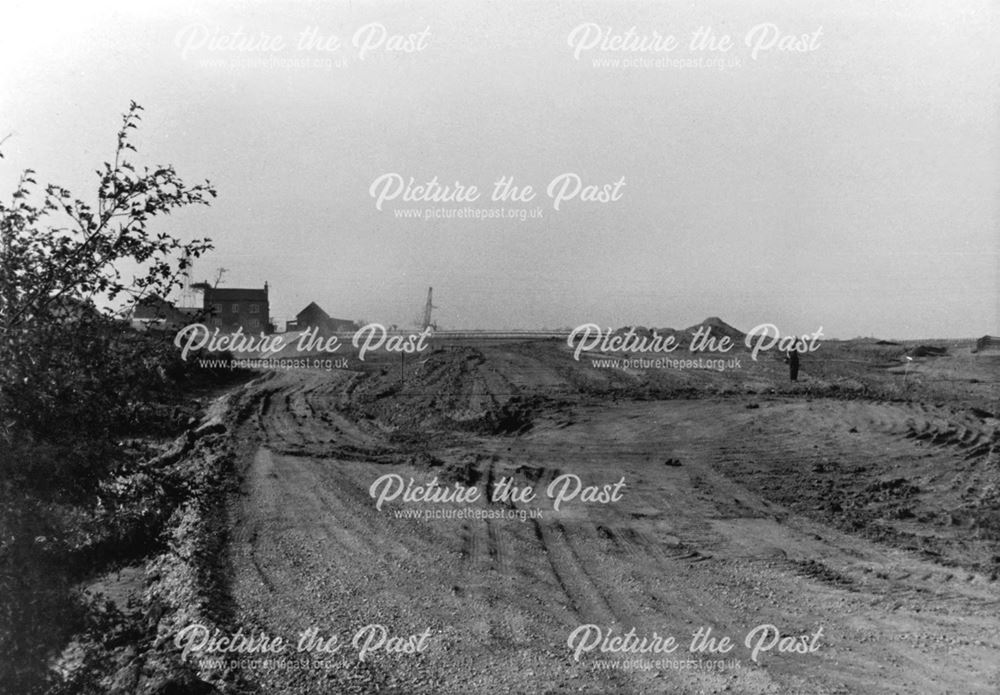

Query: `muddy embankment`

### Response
(49, 381, 265, 695)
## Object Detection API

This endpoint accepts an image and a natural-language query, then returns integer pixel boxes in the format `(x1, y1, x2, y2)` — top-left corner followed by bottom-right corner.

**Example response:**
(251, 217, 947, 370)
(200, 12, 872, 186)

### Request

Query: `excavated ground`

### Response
(212, 339, 1000, 694)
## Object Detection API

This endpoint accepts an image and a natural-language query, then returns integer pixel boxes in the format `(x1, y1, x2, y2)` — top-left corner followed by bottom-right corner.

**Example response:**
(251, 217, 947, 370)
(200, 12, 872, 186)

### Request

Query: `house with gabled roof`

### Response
(194, 282, 271, 334)
(286, 302, 357, 334)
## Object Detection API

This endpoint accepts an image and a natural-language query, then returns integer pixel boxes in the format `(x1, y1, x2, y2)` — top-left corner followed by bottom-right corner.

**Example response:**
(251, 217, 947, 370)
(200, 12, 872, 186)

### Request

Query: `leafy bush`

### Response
(0, 102, 215, 488)
(0, 103, 219, 693)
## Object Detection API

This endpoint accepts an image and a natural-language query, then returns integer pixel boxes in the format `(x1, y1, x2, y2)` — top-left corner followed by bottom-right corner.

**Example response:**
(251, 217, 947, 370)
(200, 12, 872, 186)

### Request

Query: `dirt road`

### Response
(218, 342, 1000, 693)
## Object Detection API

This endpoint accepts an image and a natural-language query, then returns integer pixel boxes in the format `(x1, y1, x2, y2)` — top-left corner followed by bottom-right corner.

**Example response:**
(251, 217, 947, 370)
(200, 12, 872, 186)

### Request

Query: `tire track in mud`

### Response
(587, 520, 735, 637)
(248, 371, 398, 462)
(231, 444, 452, 694)
(229, 369, 680, 692)
(281, 451, 421, 565)
(597, 524, 712, 566)
(231, 446, 281, 594)
(827, 401, 996, 463)
(709, 398, 1000, 587)
(222, 355, 1000, 694)
(531, 519, 618, 624)
(454, 454, 524, 645)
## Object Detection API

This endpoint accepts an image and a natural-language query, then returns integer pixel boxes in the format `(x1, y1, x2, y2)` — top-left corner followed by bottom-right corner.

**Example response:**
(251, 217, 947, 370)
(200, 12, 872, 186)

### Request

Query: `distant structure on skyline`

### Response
(193, 281, 271, 334)
(129, 294, 198, 331)
(974, 335, 1000, 353)
(285, 302, 358, 334)
(421, 287, 437, 331)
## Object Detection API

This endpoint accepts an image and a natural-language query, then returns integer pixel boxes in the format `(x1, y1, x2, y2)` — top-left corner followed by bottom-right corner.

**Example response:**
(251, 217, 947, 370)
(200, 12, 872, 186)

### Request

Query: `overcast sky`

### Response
(2, 0, 996, 337)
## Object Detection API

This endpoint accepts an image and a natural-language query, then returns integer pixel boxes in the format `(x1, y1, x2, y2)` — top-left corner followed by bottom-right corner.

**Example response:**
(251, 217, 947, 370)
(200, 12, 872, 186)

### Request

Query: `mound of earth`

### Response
(683, 316, 746, 342)
(610, 317, 745, 344)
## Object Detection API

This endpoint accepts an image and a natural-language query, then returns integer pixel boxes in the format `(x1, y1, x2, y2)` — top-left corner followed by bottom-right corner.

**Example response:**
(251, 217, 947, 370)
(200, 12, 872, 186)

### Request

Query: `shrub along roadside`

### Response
(0, 103, 227, 694)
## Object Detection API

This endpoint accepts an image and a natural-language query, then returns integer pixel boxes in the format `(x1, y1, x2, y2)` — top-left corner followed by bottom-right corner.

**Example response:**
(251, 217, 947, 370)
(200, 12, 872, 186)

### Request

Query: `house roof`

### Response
(297, 301, 331, 321)
(204, 287, 268, 302)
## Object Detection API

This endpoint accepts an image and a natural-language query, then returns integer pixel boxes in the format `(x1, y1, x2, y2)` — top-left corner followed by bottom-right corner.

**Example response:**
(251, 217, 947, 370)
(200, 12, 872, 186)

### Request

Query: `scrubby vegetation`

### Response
(0, 104, 235, 693)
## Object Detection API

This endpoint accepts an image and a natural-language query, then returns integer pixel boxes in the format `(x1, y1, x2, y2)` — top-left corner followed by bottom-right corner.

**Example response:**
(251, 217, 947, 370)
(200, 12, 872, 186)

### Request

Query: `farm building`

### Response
(194, 283, 271, 334)
(285, 302, 357, 333)
(974, 335, 1000, 353)
(129, 295, 198, 331)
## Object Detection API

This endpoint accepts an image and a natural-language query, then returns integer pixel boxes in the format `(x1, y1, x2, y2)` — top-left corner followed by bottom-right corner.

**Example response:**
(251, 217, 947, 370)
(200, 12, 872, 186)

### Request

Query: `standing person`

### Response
(789, 342, 800, 382)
